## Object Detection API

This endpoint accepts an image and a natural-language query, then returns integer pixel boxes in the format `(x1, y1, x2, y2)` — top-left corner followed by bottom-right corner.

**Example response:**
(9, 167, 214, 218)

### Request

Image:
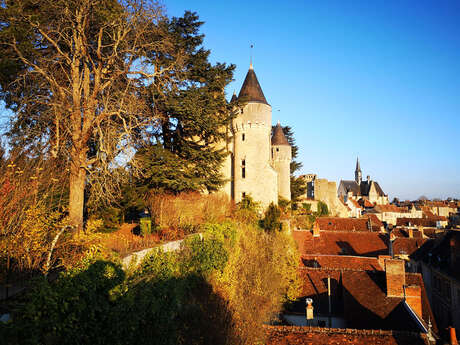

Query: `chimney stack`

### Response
(385, 258, 405, 297)
(404, 285, 422, 317)
(449, 327, 458, 345)
(378, 255, 392, 270)
(306, 298, 314, 321)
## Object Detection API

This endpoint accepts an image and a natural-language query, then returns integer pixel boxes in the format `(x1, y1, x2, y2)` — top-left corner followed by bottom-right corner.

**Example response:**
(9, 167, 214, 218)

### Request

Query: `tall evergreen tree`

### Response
(135, 12, 235, 193)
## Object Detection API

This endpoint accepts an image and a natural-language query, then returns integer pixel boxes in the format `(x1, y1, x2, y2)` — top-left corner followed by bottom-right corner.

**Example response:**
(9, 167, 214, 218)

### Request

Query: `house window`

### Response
(242, 159, 246, 178)
(242, 133, 245, 141)
(276, 148, 279, 152)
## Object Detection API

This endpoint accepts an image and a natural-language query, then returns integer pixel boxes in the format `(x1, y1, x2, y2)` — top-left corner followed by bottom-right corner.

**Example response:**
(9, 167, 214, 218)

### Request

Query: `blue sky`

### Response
(164, 0, 460, 200)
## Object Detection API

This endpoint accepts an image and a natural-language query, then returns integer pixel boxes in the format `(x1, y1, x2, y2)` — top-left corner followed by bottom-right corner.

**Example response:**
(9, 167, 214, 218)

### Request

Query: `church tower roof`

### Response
(238, 64, 269, 105)
(230, 90, 237, 103)
(271, 122, 290, 146)
(356, 157, 362, 173)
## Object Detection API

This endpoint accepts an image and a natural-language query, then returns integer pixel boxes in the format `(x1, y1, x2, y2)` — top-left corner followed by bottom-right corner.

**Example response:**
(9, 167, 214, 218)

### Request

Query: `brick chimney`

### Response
(385, 258, 405, 297)
(404, 285, 422, 317)
(378, 255, 391, 270)
(449, 327, 458, 345)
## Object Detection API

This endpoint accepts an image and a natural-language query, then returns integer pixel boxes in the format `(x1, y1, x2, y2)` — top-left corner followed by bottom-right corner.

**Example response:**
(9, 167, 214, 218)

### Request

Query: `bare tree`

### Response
(1, 0, 182, 231)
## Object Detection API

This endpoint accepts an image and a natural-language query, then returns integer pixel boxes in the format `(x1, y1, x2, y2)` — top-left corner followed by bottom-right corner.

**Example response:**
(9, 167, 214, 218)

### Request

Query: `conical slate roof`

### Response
(356, 157, 361, 173)
(271, 123, 290, 146)
(238, 65, 268, 105)
(230, 90, 238, 103)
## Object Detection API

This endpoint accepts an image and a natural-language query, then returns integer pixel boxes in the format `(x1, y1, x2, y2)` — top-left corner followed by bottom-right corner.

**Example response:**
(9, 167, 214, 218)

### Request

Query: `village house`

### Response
(410, 230, 460, 334)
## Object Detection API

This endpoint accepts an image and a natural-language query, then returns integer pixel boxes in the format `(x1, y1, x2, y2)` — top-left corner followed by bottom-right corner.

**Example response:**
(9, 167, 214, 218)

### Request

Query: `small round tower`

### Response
(271, 122, 292, 201)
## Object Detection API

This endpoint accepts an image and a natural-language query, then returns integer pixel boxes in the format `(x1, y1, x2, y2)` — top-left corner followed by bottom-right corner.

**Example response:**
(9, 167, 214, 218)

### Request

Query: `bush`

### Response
(2, 221, 300, 345)
(316, 201, 329, 216)
(260, 202, 282, 232)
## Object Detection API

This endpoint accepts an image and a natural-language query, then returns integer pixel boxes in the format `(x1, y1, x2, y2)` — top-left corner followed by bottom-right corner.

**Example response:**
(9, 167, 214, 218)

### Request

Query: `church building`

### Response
(337, 158, 389, 205)
(219, 64, 291, 208)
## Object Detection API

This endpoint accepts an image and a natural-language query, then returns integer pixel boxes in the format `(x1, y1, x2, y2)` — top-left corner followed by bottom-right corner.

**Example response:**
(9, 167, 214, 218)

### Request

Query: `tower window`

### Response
(242, 159, 246, 178)
(242, 133, 245, 141)
(242, 192, 246, 199)
(276, 148, 279, 152)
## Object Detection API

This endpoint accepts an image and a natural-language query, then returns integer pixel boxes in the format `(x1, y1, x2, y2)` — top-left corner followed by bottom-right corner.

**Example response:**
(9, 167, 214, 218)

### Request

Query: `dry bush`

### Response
(101, 224, 161, 257)
(212, 224, 301, 344)
(146, 191, 234, 231)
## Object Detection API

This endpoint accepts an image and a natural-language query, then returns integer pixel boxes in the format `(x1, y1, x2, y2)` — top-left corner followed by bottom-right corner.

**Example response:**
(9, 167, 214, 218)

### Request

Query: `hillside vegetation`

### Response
(2, 218, 300, 345)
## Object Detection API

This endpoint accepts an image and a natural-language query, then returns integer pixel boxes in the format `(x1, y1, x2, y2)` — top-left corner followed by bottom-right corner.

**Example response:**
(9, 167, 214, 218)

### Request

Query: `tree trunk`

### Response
(69, 157, 86, 233)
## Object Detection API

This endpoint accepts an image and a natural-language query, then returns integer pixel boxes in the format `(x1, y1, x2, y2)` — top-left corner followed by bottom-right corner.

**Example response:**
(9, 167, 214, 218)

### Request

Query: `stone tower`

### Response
(271, 122, 292, 201)
(355, 157, 362, 185)
(231, 64, 278, 207)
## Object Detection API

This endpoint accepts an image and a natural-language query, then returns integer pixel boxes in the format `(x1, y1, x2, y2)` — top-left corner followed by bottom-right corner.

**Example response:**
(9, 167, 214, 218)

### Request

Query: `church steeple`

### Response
(237, 65, 269, 105)
(355, 157, 362, 184)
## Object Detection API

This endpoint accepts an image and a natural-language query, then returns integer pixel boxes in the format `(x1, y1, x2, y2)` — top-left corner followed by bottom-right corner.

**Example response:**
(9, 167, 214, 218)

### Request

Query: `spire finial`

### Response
(250, 44, 254, 69)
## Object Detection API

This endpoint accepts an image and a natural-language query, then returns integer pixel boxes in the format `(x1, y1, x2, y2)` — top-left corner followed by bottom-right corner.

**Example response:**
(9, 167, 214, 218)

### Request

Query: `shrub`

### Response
(316, 200, 329, 216)
(260, 202, 282, 232)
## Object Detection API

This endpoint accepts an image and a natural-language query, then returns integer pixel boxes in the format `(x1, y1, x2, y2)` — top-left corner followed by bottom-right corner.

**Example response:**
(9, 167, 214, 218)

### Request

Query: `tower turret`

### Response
(355, 157, 362, 184)
(271, 122, 292, 201)
(231, 64, 278, 208)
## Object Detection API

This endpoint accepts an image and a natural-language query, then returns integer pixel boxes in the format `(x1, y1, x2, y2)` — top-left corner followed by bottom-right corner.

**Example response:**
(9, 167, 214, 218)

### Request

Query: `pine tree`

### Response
(135, 12, 235, 193)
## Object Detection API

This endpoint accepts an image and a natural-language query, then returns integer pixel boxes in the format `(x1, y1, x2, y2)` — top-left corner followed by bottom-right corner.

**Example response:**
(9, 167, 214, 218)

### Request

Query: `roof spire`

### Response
(237, 62, 268, 104)
(271, 122, 290, 146)
(250, 44, 254, 69)
(356, 157, 361, 172)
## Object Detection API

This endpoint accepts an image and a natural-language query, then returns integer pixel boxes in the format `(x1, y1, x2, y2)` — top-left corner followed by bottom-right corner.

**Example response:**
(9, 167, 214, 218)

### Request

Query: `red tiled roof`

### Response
(315, 217, 371, 232)
(393, 238, 427, 256)
(358, 198, 375, 208)
(295, 268, 435, 333)
(406, 273, 438, 334)
(391, 228, 423, 238)
(396, 218, 441, 227)
(362, 214, 384, 230)
(350, 199, 362, 209)
(293, 230, 389, 257)
(374, 205, 408, 213)
(264, 326, 429, 345)
(300, 255, 383, 271)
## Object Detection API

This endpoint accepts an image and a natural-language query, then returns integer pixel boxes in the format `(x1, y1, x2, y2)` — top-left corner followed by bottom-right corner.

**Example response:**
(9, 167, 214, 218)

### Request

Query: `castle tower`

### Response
(355, 157, 362, 185)
(271, 121, 292, 201)
(231, 64, 278, 207)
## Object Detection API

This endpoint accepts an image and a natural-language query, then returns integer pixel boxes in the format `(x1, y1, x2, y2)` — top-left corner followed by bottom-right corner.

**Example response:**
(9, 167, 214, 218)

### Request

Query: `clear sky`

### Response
(163, 0, 460, 201)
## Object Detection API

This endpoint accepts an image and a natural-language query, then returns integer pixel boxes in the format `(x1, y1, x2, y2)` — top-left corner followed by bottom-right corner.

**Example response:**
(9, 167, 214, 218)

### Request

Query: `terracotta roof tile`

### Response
(293, 230, 389, 257)
(294, 268, 435, 333)
(396, 218, 440, 227)
(264, 326, 429, 345)
(315, 217, 371, 232)
(393, 238, 427, 257)
(300, 255, 383, 271)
